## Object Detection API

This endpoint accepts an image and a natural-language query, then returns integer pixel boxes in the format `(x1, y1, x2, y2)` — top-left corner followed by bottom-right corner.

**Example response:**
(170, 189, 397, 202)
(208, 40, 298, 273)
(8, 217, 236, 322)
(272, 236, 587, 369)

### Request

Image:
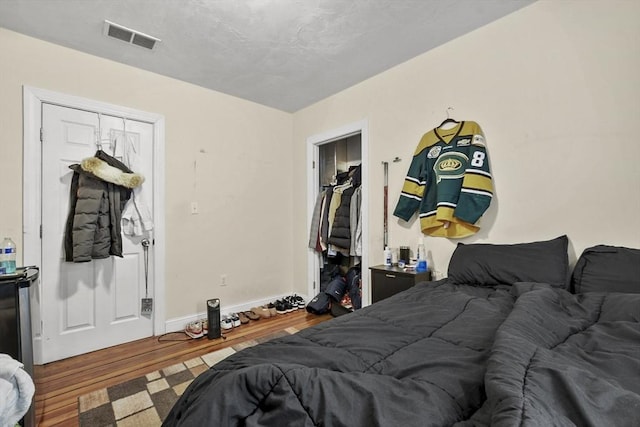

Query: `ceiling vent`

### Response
(103, 20, 160, 50)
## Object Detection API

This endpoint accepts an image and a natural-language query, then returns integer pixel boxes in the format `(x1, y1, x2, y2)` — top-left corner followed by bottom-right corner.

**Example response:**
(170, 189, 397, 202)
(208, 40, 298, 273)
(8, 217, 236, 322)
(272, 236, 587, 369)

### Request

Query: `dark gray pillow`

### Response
(571, 245, 640, 294)
(448, 235, 569, 288)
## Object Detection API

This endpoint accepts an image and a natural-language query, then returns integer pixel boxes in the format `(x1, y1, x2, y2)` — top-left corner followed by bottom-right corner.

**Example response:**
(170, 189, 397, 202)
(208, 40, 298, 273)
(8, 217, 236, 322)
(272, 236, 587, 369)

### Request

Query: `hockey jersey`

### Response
(393, 121, 493, 238)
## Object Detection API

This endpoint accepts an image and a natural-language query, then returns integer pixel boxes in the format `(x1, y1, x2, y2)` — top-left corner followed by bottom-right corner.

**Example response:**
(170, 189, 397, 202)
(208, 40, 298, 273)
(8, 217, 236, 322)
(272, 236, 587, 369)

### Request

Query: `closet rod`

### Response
(41, 101, 155, 125)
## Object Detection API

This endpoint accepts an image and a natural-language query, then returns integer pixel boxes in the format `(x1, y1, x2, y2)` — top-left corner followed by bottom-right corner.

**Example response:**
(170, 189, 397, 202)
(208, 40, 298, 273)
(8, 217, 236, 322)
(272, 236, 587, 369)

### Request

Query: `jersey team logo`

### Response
(427, 146, 442, 158)
(439, 158, 462, 171)
(473, 135, 485, 146)
(434, 152, 468, 183)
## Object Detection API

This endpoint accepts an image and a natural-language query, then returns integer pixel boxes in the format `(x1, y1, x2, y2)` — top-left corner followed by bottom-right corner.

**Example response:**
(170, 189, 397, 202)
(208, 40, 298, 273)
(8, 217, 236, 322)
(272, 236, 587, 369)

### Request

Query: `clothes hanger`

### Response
(438, 107, 459, 129)
(95, 113, 113, 154)
(112, 117, 126, 156)
(96, 113, 103, 151)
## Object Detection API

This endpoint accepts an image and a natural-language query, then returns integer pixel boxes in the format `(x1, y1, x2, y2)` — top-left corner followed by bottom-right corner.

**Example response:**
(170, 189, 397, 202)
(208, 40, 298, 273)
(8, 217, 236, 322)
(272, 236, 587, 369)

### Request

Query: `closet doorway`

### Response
(306, 119, 369, 306)
(23, 87, 166, 364)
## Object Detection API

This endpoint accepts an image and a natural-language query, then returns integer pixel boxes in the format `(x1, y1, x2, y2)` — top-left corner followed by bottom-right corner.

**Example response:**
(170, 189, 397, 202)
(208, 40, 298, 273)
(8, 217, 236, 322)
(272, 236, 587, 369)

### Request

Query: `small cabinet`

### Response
(369, 265, 431, 303)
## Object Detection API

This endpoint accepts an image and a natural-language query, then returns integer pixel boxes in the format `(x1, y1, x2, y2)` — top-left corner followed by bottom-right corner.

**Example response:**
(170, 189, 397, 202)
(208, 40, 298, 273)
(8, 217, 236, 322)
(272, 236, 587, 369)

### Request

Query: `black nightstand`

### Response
(369, 265, 432, 303)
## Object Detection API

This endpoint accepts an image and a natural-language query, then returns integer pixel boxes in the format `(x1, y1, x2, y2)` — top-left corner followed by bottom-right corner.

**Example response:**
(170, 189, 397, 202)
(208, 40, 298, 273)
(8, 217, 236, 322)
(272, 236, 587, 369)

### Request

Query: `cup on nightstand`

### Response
(399, 246, 410, 265)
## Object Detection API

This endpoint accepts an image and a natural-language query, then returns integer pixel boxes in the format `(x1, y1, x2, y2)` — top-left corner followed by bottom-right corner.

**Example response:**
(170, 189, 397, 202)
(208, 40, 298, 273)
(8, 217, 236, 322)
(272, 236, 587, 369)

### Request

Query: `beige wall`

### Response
(292, 0, 640, 291)
(0, 28, 293, 319)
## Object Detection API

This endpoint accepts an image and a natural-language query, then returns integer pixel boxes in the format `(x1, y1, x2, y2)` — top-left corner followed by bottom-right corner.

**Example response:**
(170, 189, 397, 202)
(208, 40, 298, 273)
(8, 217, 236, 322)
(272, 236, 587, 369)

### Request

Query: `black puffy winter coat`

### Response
(64, 150, 143, 262)
(327, 165, 361, 251)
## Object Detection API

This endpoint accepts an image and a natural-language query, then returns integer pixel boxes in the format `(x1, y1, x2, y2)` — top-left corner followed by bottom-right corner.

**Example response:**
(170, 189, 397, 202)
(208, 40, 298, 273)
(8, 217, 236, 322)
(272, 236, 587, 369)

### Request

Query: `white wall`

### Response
(0, 28, 293, 319)
(292, 0, 640, 292)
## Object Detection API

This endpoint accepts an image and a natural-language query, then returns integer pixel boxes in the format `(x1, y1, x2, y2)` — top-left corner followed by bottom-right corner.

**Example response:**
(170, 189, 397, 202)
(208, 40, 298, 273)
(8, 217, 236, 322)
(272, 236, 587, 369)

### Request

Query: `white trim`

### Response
(22, 88, 43, 363)
(22, 86, 167, 363)
(305, 119, 370, 306)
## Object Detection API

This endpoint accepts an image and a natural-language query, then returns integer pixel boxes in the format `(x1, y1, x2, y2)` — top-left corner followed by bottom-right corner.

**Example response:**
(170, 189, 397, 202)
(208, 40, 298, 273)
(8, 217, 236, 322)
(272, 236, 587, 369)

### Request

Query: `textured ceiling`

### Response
(0, 0, 534, 112)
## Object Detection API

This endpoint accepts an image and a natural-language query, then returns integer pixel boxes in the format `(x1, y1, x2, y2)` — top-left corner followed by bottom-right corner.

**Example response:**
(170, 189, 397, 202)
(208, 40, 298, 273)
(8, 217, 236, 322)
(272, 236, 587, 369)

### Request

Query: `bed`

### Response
(462, 244, 640, 427)
(163, 237, 640, 426)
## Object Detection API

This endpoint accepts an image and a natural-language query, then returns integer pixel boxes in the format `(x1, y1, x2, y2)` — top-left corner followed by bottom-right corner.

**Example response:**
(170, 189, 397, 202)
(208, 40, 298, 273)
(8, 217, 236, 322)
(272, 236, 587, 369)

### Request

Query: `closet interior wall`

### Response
(319, 135, 361, 187)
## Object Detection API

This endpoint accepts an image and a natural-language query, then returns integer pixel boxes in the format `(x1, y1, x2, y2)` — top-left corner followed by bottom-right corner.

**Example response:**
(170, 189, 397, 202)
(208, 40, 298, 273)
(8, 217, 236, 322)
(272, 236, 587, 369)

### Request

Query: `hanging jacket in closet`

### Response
(326, 183, 351, 253)
(308, 190, 326, 251)
(328, 165, 362, 252)
(64, 150, 144, 262)
(319, 187, 334, 252)
(349, 186, 362, 257)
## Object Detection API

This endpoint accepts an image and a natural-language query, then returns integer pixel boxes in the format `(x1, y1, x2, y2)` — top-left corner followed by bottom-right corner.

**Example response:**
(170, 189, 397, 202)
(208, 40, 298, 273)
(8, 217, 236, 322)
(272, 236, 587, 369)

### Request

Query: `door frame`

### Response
(22, 86, 166, 364)
(306, 119, 370, 306)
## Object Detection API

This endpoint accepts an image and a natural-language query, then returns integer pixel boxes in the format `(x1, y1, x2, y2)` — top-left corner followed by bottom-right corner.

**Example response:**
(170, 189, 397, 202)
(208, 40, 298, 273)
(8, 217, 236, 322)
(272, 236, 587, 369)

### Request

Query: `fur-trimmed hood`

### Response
(79, 157, 144, 188)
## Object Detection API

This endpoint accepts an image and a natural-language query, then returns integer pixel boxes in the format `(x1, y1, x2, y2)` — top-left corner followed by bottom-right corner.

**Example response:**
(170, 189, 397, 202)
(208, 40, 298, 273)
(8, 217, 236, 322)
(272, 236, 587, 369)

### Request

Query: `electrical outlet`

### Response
(220, 274, 227, 286)
(190, 202, 199, 214)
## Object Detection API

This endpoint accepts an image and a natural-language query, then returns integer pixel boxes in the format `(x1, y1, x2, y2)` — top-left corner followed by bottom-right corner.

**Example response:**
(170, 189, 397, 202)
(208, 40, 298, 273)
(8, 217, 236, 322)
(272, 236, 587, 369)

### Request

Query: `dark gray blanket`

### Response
(163, 280, 514, 426)
(463, 285, 640, 427)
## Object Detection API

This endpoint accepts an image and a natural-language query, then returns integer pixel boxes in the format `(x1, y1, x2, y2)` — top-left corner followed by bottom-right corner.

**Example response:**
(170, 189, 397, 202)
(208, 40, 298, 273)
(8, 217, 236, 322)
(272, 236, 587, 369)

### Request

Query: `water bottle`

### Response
(384, 246, 392, 267)
(0, 237, 17, 274)
(416, 242, 425, 262)
(416, 241, 427, 273)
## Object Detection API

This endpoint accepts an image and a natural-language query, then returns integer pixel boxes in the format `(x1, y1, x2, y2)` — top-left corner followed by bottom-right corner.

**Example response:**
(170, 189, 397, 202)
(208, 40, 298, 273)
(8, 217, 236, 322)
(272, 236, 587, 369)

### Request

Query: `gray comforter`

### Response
(164, 280, 514, 426)
(463, 284, 640, 427)
(164, 282, 640, 426)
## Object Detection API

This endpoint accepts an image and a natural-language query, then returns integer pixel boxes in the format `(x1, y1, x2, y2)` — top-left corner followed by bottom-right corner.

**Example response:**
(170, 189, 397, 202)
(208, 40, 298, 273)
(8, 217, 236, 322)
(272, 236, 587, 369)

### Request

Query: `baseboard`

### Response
(164, 293, 310, 333)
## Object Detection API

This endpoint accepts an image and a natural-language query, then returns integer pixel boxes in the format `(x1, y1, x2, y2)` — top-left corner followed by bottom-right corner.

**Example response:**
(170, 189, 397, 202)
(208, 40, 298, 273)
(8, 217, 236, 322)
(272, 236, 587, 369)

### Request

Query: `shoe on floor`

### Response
(291, 294, 306, 309)
(284, 296, 299, 310)
(330, 302, 353, 318)
(229, 313, 241, 327)
(250, 306, 271, 319)
(282, 298, 294, 313)
(185, 320, 204, 339)
(220, 315, 233, 330)
(237, 312, 250, 324)
(244, 310, 260, 321)
(275, 300, 288, 314)
(266, 303, 277, 317)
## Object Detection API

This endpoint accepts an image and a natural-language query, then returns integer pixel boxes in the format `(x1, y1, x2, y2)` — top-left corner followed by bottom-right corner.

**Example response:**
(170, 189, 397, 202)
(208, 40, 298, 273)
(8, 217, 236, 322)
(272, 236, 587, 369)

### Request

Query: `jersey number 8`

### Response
(471, 151, 485, 167)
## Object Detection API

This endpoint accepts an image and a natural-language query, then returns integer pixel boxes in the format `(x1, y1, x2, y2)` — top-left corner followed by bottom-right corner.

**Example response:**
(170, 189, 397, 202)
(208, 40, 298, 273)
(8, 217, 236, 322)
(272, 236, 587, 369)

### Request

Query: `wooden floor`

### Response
(33, 310, 331, 426)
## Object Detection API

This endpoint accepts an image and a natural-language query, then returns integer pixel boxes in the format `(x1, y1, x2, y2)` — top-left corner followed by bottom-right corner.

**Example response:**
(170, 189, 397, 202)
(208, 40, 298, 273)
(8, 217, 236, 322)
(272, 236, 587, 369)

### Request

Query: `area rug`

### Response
(78, 328, 298, 426)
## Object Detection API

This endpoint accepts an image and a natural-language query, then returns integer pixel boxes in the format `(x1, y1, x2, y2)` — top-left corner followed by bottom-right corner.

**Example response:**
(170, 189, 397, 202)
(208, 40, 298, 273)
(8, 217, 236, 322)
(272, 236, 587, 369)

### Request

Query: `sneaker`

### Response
(229, 313, 241, 327)
(185, 320, 204, 339)
(220, 315, 233, 330)
(291, 295, 304, 309)
(283, 296, 298, 310)
(292, 294, 306, 309)
(275, 300, 288, 314)
(276, 299, 294, 313)
(284, 299, 294, 313)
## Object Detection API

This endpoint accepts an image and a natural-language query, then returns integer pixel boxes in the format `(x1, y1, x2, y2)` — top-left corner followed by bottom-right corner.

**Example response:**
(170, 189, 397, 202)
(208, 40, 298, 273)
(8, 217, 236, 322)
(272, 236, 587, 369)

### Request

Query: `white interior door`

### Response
(40, 103, 155, 363)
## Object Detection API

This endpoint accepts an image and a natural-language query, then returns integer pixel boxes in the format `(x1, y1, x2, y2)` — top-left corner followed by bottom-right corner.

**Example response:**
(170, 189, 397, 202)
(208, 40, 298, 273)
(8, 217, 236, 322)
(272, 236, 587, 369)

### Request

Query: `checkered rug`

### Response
(78, 328, 297, 426)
